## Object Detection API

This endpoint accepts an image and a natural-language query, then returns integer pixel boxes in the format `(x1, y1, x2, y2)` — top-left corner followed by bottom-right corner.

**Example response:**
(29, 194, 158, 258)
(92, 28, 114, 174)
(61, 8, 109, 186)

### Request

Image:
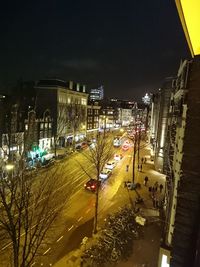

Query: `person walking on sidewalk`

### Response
(144, 176, 149, 186)
(126, 164, 129, 172)
(140, 164, 143, 172)
(154, 181, 158, 191)
(159, 184, 164, 193)
(153, 197, 157, 208)
(138, 164, 140, 171)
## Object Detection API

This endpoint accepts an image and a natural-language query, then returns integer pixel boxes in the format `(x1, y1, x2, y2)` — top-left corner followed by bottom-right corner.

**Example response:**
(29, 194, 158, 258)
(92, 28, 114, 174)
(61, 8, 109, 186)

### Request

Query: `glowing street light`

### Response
(175, 0, 200, 57)
(5, 163, 14, 171)
(142, 93, 150, 105)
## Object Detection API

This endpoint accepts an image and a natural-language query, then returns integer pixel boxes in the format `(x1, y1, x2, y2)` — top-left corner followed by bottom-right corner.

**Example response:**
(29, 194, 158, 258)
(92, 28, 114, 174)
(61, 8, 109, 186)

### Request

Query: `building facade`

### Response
(87, 101, 101, 137)
(35, 79, 88, 148)
(157, 59, 200, 267)
(90, 85, 104, 101)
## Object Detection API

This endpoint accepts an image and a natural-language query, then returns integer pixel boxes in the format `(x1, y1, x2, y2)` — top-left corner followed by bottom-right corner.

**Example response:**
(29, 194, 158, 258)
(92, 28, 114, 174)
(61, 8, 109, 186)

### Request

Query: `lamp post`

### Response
(103, 115, 106, 133)
(132, 124, 138, 184)
(5, 163, 14, 171)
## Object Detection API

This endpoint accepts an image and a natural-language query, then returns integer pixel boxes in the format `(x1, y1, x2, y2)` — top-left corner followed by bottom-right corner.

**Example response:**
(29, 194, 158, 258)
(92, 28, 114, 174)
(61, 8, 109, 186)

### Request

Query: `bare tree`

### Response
(53, 103, 68, 157)
(78, 132, 114, 234)
(0, 105, 72, 266)
(66, 103, 86, 150)
(0, 158, 72, 267)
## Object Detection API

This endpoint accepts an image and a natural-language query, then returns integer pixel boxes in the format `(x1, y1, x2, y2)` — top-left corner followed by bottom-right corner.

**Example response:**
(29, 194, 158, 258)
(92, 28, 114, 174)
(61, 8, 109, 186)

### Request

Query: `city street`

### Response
(0, 133, 165, 267)
(34, 138, 132, 266)
(53, 138, 166, 267)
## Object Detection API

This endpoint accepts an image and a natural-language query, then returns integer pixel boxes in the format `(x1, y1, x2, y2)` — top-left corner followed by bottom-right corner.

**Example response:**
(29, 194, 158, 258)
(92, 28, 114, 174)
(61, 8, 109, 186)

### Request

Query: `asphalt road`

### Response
(34, 138, 134, 266)
(0, 133, 135, 267)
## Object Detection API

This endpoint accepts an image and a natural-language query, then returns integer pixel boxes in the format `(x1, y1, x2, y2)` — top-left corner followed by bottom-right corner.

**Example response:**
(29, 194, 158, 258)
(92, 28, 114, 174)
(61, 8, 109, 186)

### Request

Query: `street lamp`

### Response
(103, 115, 106, 132)
(5, 163, 14, 171)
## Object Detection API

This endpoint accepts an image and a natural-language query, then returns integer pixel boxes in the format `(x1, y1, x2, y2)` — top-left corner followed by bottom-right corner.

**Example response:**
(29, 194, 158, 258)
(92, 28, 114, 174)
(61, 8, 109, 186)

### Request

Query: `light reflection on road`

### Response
(31, 136, 138, 266)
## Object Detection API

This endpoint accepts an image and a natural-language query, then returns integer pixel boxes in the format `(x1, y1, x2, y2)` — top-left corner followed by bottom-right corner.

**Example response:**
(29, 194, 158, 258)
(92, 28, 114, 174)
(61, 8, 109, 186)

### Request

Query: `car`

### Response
(81, 142, 88, 149)
(25, 166, 37, 172)
(99, 168, 112, 180)
(75, 144, 82, 151)
(89, 143, 96, 149)
(105, 161, 116, 170)
(87, 140, 92, 145)
(122, 144, 129, 151)
(84, 178, 101, 192)
(114, 154, 123, 161)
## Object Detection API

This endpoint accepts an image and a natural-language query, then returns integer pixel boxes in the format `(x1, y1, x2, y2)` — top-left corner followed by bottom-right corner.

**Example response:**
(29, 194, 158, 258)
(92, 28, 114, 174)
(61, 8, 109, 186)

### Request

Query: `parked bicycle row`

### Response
(81, 205, 143, 266)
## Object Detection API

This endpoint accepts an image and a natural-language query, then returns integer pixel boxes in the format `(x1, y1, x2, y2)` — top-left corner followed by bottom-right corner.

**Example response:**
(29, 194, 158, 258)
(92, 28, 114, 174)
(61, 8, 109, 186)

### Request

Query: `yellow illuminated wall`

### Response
(175, 0, 200, 56)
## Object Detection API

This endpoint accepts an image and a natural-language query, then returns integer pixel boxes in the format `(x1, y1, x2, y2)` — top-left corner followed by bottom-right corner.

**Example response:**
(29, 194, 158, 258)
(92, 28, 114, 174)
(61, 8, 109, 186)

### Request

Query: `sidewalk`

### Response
(110, 145, 165, 267)
(53, 144, 165, 267)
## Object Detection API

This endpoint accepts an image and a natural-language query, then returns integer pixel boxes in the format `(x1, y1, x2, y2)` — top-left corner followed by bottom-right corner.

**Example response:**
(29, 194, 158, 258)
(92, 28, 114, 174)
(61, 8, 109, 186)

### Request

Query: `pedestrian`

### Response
(140, 164, 142, 172)
(144, 176, 149, 186)
(152, 187, 155, 197)
(154, 181, 158, 191)
(159, 184, 164, 193)
(138, 164, 140, 171)
(144, 157, 147, 163)
(126, 164, 129, 172)
(153, 197, 156, 208)
(141, 157, 144, 163)
(148, 186, 152, 192)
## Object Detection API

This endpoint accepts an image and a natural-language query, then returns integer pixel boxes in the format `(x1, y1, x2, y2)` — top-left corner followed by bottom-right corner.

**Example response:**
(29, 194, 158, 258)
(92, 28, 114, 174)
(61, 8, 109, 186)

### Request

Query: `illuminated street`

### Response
(35, 137, 133, 266)
(1, 1, 199, 267)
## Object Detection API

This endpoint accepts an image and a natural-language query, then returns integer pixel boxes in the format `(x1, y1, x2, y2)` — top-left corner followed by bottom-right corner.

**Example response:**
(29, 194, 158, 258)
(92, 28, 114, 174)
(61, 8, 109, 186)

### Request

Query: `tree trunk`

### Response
(54, 135, 57, 158)
(72, 128, 76, 151)
(93, 183, 99, 234)
(93, 168, 100, 234)
(137, 126, 141, 163)
(132, 127, 137, 184)
(13, 243, 19, 267)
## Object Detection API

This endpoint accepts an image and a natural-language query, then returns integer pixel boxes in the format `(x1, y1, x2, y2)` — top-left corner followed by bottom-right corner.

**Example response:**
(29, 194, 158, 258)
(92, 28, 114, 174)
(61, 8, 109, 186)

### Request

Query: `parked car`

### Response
(84, 178, 101, 192)
(81, 142, 88, 149)
(75, 144, 82, 151)
(105, 161, 116, 170)
(25, 166, 37, 173)
(99, 168, 112, 180)
(122, 144, 129, 151)
(114, 154, 123, 161)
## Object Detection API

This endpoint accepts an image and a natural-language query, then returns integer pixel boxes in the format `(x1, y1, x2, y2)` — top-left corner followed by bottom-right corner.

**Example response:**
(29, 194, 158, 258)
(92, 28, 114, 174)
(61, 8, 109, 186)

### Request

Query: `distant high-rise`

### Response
(90, 86, 104, 101)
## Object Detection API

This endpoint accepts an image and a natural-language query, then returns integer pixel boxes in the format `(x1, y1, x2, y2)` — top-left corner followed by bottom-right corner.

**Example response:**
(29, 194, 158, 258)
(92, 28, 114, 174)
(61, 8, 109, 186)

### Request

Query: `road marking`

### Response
(1, 242, 12, 251)
(56, 235, 64, 242)
(77, 216, 83, 222)
(85, 208, 91, 214)
(68, 225, 74, 231)
(43, 247, 51, 255)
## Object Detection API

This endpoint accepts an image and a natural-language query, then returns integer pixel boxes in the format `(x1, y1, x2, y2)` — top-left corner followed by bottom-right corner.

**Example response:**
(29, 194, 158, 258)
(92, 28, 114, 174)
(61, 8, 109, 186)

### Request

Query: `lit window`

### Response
(81, 98, 86, 105)
(25, 124, 28, 130)
(40, 123, 44, 129)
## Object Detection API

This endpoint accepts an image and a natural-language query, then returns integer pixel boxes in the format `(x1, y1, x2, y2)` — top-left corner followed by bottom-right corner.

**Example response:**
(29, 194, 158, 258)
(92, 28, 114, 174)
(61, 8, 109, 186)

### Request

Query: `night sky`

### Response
(0, 1, 190, 101)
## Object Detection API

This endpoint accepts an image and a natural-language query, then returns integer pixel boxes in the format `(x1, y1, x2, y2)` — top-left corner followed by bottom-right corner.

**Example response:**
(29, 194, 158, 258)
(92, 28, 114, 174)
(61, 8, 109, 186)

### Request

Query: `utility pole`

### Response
(137, 123, 141, 164)
(132, 124, 137, 184)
